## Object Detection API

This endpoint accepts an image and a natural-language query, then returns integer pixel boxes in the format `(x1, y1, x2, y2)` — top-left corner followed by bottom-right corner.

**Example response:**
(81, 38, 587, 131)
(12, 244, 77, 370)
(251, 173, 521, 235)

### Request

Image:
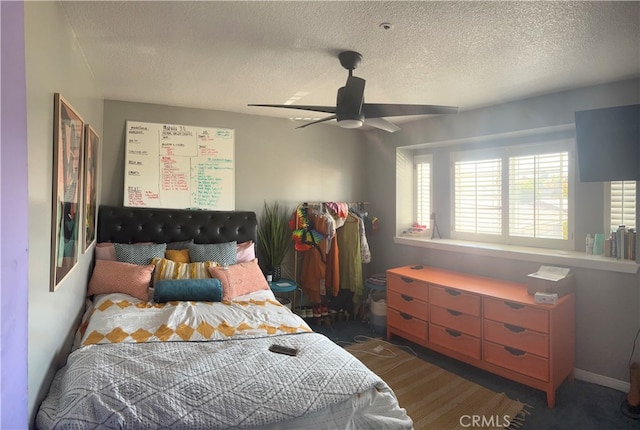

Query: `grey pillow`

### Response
(166, 239, 194, 250)
(188, 241, 237, 266)
(114, 243, 167, 265)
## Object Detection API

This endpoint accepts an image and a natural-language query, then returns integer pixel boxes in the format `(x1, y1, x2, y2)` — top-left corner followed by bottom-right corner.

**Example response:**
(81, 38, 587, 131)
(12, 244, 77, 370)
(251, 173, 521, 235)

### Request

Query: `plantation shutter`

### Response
(454, 158, 502, 235)
(509, 152, 569, 239)
(610, 180, 636, 231)
(415, 156, 431, 228)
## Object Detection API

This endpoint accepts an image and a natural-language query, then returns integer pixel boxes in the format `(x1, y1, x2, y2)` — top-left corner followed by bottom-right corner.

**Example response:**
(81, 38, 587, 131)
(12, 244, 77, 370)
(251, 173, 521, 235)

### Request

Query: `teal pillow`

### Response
(188, 242, 237, 266)
(153, 278, 223, 303)
(114, 243, 167, 265)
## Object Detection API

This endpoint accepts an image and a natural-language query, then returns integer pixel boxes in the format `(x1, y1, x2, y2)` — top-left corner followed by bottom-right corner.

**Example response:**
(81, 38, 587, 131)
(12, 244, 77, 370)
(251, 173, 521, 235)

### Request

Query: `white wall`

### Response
(25, 1, 103, 424)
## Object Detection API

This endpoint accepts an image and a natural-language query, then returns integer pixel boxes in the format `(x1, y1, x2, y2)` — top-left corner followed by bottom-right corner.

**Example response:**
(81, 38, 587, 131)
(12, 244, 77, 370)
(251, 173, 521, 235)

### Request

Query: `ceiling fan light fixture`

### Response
(337, 118, 364, 129)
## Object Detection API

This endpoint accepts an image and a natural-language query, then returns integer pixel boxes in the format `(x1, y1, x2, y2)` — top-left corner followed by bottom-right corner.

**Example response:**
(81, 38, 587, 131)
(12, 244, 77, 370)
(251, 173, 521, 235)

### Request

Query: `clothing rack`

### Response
(295, 201, 369, 213)
(292, 201, 370, 308)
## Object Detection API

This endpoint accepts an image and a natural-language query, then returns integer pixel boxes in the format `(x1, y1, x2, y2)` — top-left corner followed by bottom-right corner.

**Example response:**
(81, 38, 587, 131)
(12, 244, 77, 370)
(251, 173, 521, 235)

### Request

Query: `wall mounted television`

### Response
(574, 104, 639, 182)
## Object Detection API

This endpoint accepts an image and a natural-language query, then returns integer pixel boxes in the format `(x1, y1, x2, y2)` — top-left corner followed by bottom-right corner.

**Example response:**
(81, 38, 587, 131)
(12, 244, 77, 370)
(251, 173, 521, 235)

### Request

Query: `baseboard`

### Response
(574, 368, 630, 393)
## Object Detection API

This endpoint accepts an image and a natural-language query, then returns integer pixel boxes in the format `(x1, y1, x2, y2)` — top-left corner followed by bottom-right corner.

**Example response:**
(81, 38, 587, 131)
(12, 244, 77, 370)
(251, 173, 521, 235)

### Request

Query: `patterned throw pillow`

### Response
(188, 242, 237, 266)
(151, 257, 220, 284)
(88, 260, 154, 301)
(208, 259, 269, 300)
(114, 243, 167, 265)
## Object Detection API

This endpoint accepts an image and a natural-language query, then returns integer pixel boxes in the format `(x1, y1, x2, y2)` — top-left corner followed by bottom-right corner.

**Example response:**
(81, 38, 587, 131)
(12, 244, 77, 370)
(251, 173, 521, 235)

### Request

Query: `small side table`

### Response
(268, 278, 302, 311)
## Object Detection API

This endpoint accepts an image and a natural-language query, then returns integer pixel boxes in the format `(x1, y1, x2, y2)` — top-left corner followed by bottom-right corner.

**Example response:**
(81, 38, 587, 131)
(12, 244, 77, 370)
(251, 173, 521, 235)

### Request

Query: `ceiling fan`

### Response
(249, 50, 458, 133)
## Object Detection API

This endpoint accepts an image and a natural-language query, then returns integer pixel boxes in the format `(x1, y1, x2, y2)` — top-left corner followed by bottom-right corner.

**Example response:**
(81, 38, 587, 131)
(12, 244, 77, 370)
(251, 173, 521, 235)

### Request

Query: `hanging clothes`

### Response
(351, 210, 372, 264)
(298, 208, 340, 304)
(337, 212, 363, 307)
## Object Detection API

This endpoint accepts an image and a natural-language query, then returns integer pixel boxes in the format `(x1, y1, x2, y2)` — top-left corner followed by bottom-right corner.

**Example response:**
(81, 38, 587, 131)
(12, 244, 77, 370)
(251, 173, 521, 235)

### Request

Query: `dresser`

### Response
(386, 265, 575, 408)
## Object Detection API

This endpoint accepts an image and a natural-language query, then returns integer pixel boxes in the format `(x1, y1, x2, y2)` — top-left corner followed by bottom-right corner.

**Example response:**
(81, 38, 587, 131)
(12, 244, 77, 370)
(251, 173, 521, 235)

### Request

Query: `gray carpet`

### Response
(312, 318, 638, 430)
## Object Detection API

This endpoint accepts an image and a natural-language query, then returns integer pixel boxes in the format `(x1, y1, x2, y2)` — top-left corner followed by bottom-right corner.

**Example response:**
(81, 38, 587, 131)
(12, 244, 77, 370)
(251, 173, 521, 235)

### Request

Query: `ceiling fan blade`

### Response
(365, 117, 401, 133)
(295, 115, 337, 129)
(338, 76, 365, 115)
(248, 104, 337, 114)
(362, 103, 459, 118)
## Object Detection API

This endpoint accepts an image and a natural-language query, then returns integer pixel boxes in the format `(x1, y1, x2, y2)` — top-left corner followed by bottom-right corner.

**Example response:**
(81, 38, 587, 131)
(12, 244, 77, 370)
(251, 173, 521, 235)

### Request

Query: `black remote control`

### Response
(269, 344, 299, 356)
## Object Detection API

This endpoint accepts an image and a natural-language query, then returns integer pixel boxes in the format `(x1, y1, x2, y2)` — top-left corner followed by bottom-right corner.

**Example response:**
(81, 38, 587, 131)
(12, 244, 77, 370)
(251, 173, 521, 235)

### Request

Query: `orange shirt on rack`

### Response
(299, 211, 340, 303)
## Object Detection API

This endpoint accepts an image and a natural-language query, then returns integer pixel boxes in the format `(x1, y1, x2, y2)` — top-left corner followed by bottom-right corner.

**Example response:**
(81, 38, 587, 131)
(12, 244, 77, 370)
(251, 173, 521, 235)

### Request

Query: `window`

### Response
(609, 180, 636, 231)
(451, 141, 572, 248)
(415, 155, 432, 229)
(509, 152, 569, 240)
(454, 157, 502, 235)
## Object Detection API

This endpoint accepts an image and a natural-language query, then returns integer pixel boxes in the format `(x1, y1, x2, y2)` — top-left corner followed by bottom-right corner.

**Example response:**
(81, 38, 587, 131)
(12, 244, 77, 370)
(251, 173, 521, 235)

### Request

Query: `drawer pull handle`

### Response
(447, 309, 462, 317)
(400, 294, 414, 302)
(401, 276, 415, 284)
(504, 301, 524, 310)
(504, 346, 526, 356)
(445, 328, 462, 337)
(445, 288, 461, 296)
(504, 323, 525, 333)
(400, 312, 413, 320)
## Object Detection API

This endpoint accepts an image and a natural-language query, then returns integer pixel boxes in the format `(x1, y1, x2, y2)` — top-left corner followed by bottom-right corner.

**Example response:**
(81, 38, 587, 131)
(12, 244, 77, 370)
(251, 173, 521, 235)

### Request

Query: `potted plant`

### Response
(257, 201, 292, 281)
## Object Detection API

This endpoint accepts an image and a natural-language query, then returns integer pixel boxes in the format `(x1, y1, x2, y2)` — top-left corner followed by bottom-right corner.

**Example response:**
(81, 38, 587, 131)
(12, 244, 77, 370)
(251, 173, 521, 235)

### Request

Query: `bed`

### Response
(36, 205, 413, 429)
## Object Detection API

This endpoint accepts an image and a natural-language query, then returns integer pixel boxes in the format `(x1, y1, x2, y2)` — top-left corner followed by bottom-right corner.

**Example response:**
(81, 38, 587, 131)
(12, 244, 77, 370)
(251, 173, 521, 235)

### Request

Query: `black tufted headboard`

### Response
(97, 205, 257, 245)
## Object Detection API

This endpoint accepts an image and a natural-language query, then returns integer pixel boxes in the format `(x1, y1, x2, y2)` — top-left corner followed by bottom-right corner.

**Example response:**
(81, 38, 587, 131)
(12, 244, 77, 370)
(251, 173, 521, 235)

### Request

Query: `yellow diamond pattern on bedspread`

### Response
(117, 300, 132, 309)
(197, 321, 215, 338)
(97, 299, 114, 311)
(79, 294, 311, 347)
(84, 331, 105, 345)
(155, 324, 174, 341)
(176, 323, 195, 341)
(105, 327, 128, 343)
(131, 328, 153, 342)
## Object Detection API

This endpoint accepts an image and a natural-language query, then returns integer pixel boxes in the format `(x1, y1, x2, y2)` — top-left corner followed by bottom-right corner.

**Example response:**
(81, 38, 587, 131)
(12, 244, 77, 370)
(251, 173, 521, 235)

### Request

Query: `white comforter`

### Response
(37, 290, 413, 429)
(75, 290, 311, 347)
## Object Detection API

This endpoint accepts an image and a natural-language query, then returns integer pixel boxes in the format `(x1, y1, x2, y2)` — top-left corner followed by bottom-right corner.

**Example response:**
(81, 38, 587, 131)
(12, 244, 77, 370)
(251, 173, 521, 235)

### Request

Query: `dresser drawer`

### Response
(429, 285, 481, 317)
(429, 323, 481, 360)
(484, 340, 549, 382)
(387, 274, 429, 302)
(387, 308, 428, 341)
(484, 297, 549, 333)
(430, 305, 481, 337)
(484, 319, 549, 358)
(388, 291, 428, 320)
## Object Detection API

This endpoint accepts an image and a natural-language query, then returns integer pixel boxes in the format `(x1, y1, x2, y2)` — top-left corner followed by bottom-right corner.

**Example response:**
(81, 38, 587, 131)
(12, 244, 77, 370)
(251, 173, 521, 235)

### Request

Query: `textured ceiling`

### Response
(60, 1, 640, 127)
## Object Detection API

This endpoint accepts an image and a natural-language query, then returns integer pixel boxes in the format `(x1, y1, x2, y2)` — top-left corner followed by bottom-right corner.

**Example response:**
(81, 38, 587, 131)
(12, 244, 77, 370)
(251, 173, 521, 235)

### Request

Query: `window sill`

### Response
(394, 236, 639, 274)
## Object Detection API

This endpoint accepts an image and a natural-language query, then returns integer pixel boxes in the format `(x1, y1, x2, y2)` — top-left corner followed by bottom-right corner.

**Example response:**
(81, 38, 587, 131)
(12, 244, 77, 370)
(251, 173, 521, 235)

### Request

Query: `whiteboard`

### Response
(123, 121, 234, 210)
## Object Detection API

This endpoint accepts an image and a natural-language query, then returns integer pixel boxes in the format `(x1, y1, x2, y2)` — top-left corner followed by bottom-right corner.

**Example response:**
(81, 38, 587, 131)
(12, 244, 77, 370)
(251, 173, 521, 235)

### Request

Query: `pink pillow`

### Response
(95, 242, 116, 261)
(236, 240, 256, 263)
(88, 260, 154, 301)
(208, 259, 268, 300)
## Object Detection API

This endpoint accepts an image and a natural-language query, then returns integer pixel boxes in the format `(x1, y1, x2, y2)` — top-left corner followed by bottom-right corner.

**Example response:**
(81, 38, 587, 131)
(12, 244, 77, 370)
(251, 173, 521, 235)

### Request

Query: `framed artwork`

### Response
(83, 125, 99, 253)
(50, 93, 84, 291)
